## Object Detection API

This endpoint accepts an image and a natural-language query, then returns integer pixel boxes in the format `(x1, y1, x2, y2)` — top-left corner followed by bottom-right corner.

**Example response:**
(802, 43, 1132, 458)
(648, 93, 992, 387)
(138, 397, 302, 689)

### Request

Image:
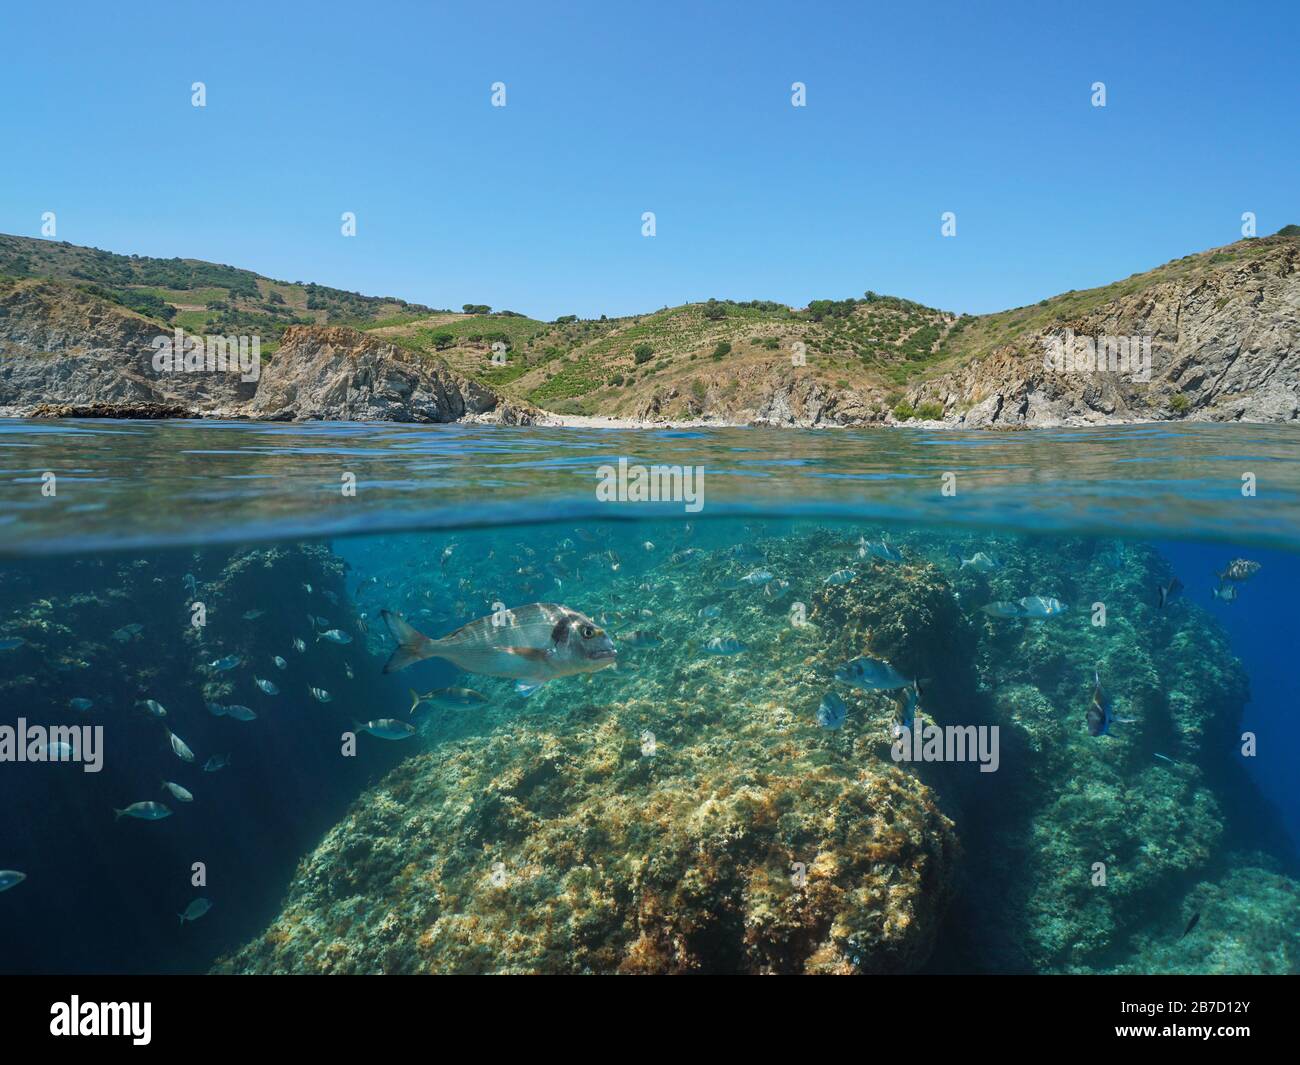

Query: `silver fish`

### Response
(179, 897, 213, 924)
(858, 538, 903, 562)
(223, 704, 257, 722)
(835, 655, 909, 691)
(1018, 596, 1067, 618)
(960, 552, 998, 572)
(817, 692, 847, 730)
(980, 601, 1024, 618)
(317, 629, 352, 644)
(409, 687, 490, 713)
(823, 569, 856, 585)
(272, 656, 287, 670)
(68, 697, 94, 712)
(203, 754, 231, 772)
(309, 687, 332, 703)
(0, 870, 26, 892)
(162, 781, 194, 802)
(703, 636, 747, 655)
(354, 718, 417, 741)
(140, 699, 167, 719)
(115, 801, 172, 821)
(164, 728, 195, 763)
(255, 678, 279, 695)
(380, 604, 616, 690)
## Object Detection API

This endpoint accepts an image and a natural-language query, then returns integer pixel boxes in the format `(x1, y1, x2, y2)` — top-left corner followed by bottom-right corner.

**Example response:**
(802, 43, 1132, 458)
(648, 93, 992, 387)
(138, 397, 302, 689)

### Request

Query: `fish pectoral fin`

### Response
(504, 646, 552, 662)
(515, 681, 545, 698)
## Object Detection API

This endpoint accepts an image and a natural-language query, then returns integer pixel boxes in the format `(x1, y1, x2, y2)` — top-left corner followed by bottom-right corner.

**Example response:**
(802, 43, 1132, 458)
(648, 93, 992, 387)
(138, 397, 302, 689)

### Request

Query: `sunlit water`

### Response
(0, 419, 1296, 974)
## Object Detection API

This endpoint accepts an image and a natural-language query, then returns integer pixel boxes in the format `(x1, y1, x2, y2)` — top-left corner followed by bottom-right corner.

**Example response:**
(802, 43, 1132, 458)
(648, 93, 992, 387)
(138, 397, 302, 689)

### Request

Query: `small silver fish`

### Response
(858, 538, 903, 562)
(817, 692, 848, 730)
(835, 656, 909, 691)
(255, 678, 279, 695)
(620, 630, 661, 648)
(317, 629, 352, 644)
(115, 801, 172, 821)
(210, 654, 242, 672)
(272, 656, 287, 670)
(309, 687, 332, 703)
(164, 728, 195, 763)
(140, 699, 168, 719)
(354, 718, 417, 741)
(1018, 596, 1067, 618)
(409, 687, 490, 713)
(823, 569, 856, 585)
(703, 636, 747, 655)
(203, 754, 231, 772)
(960, 552, 998, 572)
(0, 870, 26, 892)
(162, 781, 194, 802)
(293, 638, 306, 653)
(179, 898, 212, 924)
(68, 698, 94, 712)
(242, 610, 265, 621)
(223, 704, 257, 722)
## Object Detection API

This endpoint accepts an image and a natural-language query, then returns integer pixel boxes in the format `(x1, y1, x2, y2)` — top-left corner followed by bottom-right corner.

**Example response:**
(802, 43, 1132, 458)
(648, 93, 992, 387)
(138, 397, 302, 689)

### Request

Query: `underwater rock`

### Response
(214, 527, 1296, 975)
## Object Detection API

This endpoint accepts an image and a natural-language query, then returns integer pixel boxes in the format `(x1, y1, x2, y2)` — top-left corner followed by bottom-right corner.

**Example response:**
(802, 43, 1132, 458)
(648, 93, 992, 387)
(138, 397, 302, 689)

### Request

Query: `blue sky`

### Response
(1, 0, 1296, 320)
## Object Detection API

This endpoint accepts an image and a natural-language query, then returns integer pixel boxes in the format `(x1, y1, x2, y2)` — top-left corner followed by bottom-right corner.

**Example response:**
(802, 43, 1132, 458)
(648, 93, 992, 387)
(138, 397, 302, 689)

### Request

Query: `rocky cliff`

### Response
(0, 279, 255, 413)
(0, 279, 532, 424)
(246, 326, 534, 424)
(909, 237, 1300, 428)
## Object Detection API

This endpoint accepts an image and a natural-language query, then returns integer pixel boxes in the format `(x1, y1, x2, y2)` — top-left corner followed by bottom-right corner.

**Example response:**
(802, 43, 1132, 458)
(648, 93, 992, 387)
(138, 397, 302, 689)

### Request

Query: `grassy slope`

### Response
(2, 230, 1293, 417)
(0, 234, 442, 353)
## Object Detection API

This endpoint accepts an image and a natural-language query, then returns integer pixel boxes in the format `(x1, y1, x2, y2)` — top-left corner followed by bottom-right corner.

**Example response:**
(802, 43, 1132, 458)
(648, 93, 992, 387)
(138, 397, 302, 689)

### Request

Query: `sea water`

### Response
(0, 419, 1297, 974)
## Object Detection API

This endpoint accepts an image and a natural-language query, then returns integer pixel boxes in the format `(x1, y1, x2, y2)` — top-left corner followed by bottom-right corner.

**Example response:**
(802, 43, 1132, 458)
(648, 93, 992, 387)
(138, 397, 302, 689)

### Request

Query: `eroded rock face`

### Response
(0, 280, 254, 412)
(0, 284, 532, 424)
(912, 240, 1300, 428)
(247, 326, 532, 424)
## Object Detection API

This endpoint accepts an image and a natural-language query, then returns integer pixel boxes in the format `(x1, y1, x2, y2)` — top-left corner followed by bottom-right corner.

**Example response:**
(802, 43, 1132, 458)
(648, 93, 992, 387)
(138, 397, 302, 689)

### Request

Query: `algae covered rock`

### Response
(216, 696, 957, 974)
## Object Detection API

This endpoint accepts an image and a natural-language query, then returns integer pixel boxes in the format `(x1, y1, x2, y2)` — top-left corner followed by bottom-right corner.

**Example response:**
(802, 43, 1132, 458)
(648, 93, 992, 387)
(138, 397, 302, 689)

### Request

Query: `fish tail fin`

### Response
(113, 808, 125, 822)
(380, 610, 440, 673)
(408, 689, 422, 715)
(179, 914, 185, 925)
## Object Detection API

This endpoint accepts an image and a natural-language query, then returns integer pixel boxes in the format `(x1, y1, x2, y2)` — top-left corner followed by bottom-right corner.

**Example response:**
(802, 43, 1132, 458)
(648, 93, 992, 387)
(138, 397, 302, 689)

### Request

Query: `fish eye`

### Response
(581, 624, 596, 638)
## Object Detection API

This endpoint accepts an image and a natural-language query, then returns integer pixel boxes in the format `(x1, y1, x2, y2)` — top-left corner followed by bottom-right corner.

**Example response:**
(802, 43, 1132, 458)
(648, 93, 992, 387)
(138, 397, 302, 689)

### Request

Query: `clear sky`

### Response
(1, 0, 1296, 320)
